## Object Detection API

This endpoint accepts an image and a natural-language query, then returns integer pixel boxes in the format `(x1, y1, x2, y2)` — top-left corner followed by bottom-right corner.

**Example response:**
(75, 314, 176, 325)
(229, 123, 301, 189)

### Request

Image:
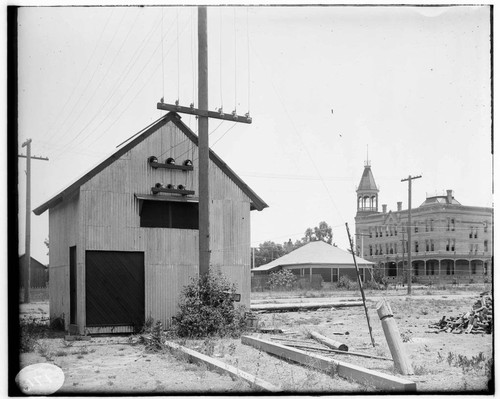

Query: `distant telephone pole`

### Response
(401, 174, 422, 295)
(18, 139, 48, 303)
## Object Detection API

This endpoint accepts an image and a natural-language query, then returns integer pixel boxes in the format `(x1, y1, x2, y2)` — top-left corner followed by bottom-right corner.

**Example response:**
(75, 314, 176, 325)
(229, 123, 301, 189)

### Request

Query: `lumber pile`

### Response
(428, 293, 492, 334)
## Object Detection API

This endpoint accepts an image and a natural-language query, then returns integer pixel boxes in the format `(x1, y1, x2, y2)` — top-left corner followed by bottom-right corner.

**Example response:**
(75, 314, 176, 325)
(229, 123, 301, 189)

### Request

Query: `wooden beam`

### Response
(157, 102, 252, 124)
(151, 187, 195, 196)
(250, 301, 364, 312)
(242, 336, 416, 392)
(307, 330, 348, 351)
(163, 340, 281, 392)
(271, 340, 392, 361)
(376, 300, 414, 375)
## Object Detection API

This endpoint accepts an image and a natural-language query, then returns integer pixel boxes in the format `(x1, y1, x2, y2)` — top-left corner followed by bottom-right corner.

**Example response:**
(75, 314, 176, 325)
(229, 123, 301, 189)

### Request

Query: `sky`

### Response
(16, 4, 493, 265)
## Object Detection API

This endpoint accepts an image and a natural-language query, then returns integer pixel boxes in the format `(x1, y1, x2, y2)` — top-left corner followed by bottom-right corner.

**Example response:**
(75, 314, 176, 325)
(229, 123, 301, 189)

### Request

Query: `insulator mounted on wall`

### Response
(148, 156, 158, 165)
(166, 184, 175, 189)
(155, 182, 163, 189)
(183, 159, 193, 167)
(177, 184, 185, 190)
(166, 157, 175, 165)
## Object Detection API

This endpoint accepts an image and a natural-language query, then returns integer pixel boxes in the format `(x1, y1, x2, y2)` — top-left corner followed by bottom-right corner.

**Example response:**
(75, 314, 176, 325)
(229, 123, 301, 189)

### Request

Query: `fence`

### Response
(251, 274, 324, 292)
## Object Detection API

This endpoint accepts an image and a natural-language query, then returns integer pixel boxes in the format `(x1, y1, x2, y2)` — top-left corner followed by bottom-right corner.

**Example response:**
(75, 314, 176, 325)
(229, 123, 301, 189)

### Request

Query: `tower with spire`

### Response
(356, 159, 379, 216)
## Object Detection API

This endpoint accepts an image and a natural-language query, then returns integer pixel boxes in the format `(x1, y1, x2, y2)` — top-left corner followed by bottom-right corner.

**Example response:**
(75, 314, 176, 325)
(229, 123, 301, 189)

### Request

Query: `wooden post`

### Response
(198, 6, 210, 277)
(22, 139, 31, 303)
(19, 140, 49, 303)
(346, 223, 376, 347)
(401, 174, 421, 295)
(376, 299, 414, 375)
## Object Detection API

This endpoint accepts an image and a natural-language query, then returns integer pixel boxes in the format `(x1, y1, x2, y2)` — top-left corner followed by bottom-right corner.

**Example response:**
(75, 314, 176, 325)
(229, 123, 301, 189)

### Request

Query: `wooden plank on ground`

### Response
(241, 336, 416, 392)
(164, 340, 281, 392)
(308, 330, 348, 351)
(251, 301, 364, 312)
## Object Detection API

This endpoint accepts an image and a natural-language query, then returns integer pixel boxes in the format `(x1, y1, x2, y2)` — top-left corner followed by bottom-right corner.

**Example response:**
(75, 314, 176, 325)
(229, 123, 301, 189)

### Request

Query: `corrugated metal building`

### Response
(34, 112, 268, 334)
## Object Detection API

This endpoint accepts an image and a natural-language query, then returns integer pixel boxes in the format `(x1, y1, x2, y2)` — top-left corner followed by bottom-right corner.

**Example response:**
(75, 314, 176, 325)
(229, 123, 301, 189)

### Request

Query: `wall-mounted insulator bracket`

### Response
(148, 156, 194, 171)
(151, 186, 195, 196)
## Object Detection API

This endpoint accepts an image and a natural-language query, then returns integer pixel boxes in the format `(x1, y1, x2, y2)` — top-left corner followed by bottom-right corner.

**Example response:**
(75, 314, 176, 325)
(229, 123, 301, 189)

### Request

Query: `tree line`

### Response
(252, 221, 335, 268)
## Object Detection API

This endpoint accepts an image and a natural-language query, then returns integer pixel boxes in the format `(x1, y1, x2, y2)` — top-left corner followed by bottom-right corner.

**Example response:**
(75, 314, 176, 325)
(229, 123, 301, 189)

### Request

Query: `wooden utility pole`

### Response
(157, 6, 252, 277)
(18, 139, 49, 303)
(346, 223, 376, 347)
(401, 174, 421, 295)
(198, 6, 210, 276)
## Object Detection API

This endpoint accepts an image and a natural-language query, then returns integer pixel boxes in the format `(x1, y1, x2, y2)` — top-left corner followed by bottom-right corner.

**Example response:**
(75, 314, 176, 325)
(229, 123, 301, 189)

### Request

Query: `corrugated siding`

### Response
(76, 121, 251, 329)
(48, 192, 79, 329)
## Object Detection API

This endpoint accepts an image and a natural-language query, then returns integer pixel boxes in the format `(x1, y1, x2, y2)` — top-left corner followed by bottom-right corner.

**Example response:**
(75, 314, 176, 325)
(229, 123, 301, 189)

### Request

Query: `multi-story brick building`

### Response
(354, 161, 493, 284)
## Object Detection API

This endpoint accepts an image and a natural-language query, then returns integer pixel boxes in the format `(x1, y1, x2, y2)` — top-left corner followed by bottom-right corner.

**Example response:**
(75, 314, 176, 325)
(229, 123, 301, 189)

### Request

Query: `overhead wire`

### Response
(42, 9, 116, 148)
(246, 7, 251, 114)
(53, 11, 187, 159)
(50, 9, 137, 158)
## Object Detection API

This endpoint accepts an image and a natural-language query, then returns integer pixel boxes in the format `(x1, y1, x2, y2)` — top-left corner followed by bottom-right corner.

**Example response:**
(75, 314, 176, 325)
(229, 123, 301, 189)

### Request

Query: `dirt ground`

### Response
(18, 285, 493, 394)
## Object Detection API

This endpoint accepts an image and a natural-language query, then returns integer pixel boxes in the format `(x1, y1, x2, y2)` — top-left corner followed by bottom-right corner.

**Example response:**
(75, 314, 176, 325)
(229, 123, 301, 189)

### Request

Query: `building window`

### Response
(474, 228, 478, 239)
(451, 219, 455, 231)
(430, 240, 435, 251)
(425, 240, 429, 251)
(414, 241, 419, 253)
(369, 227, 373, 238)
(447, 218, 450, 231)
(471, 263, 477, 274)
(451, 239, 455, 252)
(386, 226, 389, 237)
(446, 240, 450, 251)
(484, 221, 488, 233)
(414, 222, 418, 233)
(475, 244, 478, 254)
(484, 240, 488, 252)
(469, 227, 473, 239)
(140, 200, 199, 229)
(430, 219, 434, 231)
(446, 263, 454, 275)
(425, 221, 429, 232)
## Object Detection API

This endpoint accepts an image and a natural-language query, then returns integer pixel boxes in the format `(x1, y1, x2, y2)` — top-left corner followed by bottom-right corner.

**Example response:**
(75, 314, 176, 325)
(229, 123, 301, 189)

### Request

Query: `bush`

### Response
(268, 269, 297, 291)
(20, 317, 48, 353)
(336, 275, 357, 290)
(173, 271, 246, 338)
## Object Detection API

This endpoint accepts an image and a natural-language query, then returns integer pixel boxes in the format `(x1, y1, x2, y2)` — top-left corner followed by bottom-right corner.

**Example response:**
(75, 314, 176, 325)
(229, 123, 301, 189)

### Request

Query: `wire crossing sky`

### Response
(17, 5, 492, 264)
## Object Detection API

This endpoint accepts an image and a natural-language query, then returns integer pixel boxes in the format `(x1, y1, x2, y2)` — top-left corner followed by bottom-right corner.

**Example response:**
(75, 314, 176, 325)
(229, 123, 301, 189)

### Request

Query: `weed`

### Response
(139, 319, 165, 352)
(437, 351, 444, 363)
(38, 344, 53, 361)
(228, 342, 237, 356)
(445, 351, 489, 373)
(201, 338, 215, 356)
(54, 350, 68, 357)
(400, 329, 413, 343)
(20, 316, 48, 353)
(413, 364, 429, 375)
(62, 340, 74, 348)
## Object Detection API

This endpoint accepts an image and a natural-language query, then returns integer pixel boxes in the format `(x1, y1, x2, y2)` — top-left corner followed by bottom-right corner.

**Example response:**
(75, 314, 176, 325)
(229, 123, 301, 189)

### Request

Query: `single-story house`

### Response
(251, 240, 374, 283)
(33, 112, 267, 334)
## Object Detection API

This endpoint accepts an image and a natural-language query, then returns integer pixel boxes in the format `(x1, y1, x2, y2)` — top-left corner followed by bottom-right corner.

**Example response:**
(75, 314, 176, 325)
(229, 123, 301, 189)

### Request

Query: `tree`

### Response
(44, 238, 49, 256)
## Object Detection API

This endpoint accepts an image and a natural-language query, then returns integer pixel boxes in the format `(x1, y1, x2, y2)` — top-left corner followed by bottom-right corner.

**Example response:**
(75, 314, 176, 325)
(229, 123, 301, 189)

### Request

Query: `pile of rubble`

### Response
(428, 292, 492, 334)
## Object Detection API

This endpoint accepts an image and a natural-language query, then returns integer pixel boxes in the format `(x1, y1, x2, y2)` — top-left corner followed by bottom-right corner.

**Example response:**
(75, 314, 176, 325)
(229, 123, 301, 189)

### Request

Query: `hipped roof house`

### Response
(252, 240, 374, 283)
(34, 112, 267, 334)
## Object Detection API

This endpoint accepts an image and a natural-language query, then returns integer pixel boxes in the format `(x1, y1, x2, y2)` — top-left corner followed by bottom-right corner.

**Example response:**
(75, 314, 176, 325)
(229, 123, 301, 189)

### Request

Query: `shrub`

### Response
(336, 275, 357, 290)
(20, 317, 48, 353)
(173, 271, 246, 338)
(267, 269, 297, 291)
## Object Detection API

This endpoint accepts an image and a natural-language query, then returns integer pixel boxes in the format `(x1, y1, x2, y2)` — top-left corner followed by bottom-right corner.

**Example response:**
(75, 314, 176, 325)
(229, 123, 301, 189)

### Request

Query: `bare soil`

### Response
(18, 285, 493, 394)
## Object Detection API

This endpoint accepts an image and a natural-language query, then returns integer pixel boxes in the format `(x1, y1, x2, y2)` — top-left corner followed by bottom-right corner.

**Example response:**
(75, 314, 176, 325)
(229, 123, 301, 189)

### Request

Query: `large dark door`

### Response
(69, 246, 77, 324)
(85, 251, 145, 329)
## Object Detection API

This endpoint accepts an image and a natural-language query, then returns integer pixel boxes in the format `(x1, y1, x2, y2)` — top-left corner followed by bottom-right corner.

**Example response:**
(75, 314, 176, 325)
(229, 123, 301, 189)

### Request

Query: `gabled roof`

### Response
(34, 112, 268, 215)
(357, 164, 378, 193)
(252, 240, 374, 273)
